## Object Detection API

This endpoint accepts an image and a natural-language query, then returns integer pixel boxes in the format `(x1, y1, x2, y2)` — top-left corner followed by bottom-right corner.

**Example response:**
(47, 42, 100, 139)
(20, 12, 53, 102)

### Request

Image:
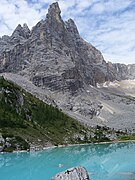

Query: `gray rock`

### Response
(0, 135, 5, 143)
(0, 135, 5, 152)
(51, 166, 90, 180)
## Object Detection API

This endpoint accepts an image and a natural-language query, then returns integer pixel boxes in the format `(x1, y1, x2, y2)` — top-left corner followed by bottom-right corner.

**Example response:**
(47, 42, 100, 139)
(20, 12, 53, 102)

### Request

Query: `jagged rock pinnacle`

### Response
(11, 23, 30, 40)
(11, 24, 23, 37)
(23, 23, 30, 33)
(46, 2, 61, 21)
(12, 24, 22, 33)
(65, 18, 79, 35)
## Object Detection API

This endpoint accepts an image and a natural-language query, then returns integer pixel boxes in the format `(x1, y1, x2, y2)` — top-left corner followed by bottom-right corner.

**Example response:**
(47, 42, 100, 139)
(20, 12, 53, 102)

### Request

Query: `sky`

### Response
(0, 0, 135, 64)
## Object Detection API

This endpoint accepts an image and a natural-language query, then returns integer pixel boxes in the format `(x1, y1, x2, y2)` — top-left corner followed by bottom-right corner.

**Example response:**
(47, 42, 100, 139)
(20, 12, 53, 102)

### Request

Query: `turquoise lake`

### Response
(0, 142, 135, 180)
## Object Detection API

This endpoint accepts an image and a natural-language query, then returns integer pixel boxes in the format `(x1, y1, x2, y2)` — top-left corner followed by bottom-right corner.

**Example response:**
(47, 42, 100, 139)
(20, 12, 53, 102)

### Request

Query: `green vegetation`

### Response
(119, 135, 135, 141)
(0, 76, 93, 151)
(3, 147, 15, 153)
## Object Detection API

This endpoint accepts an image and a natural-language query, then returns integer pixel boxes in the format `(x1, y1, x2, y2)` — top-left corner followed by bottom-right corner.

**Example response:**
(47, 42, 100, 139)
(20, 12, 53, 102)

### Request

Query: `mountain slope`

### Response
(0, 76, 94, 152)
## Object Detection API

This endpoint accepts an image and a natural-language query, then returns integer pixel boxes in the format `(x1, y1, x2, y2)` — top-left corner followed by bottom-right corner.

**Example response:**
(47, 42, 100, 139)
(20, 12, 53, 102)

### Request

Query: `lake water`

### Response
(0, 142, 135, 180)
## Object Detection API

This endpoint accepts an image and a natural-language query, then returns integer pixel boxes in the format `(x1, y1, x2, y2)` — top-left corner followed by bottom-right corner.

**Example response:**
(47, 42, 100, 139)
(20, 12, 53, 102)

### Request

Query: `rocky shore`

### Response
(0, 133, 29, 152)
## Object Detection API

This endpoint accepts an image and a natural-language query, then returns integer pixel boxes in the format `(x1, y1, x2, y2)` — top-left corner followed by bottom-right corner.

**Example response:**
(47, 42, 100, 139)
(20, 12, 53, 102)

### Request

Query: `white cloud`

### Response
(103, 51, 135, 65)
(90, 2, 105, 14)
(75, 0, 93, 13)
(0, 0, 46, 35)
(0, 23, 11, 35)
(0, 0, 135, 64)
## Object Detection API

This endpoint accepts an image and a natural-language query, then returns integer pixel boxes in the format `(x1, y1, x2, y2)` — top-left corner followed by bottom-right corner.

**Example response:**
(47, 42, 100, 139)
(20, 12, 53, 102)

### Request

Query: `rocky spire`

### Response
(46, 2, 61, 21)
(23, 23, 30, 37)
(65, 18, 79, 36)
(11, 23, 30, 42)
(11, 24, 23, 37)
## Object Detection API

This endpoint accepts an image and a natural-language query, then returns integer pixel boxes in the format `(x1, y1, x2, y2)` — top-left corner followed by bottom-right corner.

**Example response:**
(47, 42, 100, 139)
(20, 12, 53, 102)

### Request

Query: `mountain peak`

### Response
(13, 24, 22, 32)
(46, 2, 61, 21)
(65, 19, 79, 35)
(23, 23, 30, 33)
(11, 24, 23, 37)
(11, 23, 30, 42)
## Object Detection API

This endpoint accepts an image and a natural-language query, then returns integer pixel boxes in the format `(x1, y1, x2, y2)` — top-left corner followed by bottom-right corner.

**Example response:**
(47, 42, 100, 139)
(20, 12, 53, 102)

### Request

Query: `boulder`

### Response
(51, 166, 90, 180)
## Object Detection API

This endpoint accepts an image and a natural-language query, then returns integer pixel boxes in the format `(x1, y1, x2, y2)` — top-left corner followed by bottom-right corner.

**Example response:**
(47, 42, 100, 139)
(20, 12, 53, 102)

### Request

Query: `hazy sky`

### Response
(0, 0, 135, 64)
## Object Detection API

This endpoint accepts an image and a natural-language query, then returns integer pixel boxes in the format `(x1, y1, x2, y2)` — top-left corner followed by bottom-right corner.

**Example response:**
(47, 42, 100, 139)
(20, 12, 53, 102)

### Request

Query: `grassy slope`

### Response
(0, 76, 92, 148)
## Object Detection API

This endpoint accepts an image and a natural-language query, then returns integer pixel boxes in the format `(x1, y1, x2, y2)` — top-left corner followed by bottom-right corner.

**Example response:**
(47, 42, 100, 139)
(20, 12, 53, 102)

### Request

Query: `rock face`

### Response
(51, 166, 90, 180)
(0, 134, 5, 152)
(107, 62, 135, 81)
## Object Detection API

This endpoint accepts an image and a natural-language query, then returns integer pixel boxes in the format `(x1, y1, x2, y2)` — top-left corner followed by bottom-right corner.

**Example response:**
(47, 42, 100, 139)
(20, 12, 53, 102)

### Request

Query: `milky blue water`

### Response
(0, 142, 135, 180)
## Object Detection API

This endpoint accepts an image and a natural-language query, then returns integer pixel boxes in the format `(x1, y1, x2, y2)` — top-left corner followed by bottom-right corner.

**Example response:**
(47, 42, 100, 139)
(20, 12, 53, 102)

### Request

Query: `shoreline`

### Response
(55, 139, 135, 148)
(1, 139, 135, 154)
